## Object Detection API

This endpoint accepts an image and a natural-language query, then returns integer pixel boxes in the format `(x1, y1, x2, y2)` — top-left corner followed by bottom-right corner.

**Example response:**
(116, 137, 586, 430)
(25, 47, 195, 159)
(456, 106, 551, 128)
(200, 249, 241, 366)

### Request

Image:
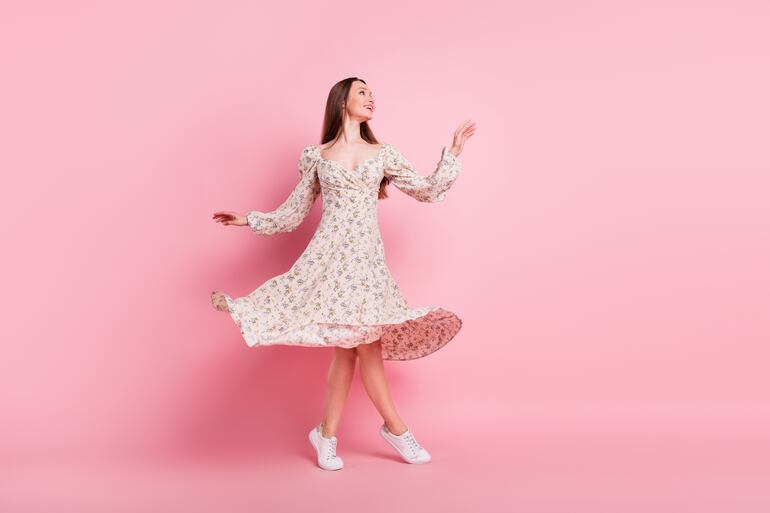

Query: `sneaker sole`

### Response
(379, 426, 431, 464)
(308, 428, 343, 471)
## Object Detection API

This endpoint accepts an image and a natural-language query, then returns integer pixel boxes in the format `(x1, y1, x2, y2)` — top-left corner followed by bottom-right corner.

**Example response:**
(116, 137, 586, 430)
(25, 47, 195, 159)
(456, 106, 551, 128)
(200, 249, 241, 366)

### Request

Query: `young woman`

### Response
(211, 77, 475, 470)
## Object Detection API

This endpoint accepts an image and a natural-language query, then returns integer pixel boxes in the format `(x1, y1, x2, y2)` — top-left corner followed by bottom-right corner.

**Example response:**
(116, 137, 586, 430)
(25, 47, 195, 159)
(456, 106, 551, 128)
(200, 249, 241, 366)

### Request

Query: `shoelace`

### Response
(403, 432, 423, 456)
(325, 437, 338, 460)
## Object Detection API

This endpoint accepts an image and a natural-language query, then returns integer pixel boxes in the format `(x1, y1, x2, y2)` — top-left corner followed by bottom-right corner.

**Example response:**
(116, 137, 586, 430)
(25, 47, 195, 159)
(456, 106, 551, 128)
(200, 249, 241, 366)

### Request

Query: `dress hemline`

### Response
(221, 292, 462, 361)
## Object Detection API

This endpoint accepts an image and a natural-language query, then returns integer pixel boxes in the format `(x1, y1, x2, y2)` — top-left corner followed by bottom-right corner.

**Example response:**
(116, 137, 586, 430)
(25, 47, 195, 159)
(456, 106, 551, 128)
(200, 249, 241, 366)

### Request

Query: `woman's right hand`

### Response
(212, 211, 248, 226)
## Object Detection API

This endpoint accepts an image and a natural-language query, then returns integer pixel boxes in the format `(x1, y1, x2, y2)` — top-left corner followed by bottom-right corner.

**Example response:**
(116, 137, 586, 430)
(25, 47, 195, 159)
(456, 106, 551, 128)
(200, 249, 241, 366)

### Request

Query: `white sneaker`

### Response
(308, 424, 344, 470)
(379, 424, 431, 464)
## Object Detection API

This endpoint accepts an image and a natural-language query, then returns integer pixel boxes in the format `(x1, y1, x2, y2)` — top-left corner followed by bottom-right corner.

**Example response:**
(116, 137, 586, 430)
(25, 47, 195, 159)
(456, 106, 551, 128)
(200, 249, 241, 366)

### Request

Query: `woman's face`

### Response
(346, 81, 375, 121)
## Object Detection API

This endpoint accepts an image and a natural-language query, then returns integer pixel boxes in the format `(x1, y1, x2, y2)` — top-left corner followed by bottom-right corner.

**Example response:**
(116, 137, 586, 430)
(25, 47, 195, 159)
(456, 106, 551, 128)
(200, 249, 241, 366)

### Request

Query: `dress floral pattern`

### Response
(218, 142, 463, 360)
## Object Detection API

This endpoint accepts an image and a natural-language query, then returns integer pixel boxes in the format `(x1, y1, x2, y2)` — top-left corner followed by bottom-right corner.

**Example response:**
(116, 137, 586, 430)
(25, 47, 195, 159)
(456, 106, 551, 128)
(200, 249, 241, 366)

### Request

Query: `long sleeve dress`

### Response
(218, 142, 463, 360)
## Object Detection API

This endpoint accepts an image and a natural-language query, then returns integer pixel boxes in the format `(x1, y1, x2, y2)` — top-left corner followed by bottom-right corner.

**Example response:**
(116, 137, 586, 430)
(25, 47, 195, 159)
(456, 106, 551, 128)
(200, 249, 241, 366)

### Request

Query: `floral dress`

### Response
(219, 142, 463, 360)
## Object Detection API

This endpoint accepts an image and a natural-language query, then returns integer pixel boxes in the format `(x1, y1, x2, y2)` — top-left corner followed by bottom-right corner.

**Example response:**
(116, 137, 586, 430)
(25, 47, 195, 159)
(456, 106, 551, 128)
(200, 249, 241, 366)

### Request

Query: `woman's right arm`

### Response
(246, 146, 321, 235)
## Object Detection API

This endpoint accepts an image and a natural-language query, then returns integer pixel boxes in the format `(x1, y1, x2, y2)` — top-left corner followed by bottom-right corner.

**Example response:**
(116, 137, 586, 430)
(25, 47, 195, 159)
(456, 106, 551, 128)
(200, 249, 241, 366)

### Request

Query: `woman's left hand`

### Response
(450, 119, 476, 157)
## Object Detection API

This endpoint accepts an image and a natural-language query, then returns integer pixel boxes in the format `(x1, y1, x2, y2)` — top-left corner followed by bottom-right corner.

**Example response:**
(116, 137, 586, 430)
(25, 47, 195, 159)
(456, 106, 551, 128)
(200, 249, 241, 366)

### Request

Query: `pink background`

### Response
(2, 0, 769, 511)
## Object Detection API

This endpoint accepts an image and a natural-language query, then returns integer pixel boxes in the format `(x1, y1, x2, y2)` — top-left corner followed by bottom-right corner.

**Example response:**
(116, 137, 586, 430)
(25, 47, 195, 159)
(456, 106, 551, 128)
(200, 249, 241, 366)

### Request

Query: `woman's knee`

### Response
(355, 339, 381, 358)
(334, 346, 358, 360)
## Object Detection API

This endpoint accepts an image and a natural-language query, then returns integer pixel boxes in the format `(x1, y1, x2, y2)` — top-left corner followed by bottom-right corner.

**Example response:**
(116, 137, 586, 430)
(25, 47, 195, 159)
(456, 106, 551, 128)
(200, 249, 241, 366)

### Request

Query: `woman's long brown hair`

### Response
(319, 77, 391, 200)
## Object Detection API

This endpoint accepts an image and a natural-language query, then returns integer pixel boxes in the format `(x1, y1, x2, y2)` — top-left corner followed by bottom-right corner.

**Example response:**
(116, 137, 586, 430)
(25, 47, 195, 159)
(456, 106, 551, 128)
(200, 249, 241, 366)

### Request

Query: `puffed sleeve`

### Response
(246, 146, 321, 235)
(382, 143, 461, 202)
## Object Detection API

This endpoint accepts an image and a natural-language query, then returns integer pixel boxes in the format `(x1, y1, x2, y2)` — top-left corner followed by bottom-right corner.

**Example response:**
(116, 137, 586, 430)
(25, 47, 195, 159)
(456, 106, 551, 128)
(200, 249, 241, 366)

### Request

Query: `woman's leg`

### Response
(356, 339, 409, 436)
(320, 346, 357, 438)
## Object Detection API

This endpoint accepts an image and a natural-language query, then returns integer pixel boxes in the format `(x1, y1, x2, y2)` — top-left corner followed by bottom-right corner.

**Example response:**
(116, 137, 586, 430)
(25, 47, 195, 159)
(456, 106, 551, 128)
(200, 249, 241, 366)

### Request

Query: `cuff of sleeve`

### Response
(246, 211, 269, 233)
(441, 146, 459, 164)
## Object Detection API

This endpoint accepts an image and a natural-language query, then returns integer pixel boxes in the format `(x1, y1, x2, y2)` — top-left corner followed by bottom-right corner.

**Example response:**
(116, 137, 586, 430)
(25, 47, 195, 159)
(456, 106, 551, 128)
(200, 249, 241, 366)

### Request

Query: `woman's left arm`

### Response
(382, 119, 475, 203)
(382, 144, 462, 203)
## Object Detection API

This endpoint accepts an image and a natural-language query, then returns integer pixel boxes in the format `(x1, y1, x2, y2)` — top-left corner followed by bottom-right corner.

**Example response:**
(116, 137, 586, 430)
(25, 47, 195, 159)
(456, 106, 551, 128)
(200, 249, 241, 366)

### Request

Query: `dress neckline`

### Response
(314, 143, 386, 174)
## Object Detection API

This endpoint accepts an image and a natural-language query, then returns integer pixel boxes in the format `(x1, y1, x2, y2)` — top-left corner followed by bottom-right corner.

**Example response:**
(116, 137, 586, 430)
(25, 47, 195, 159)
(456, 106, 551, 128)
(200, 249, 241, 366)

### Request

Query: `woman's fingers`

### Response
(212, 211, 239, 224)
(453, 119, 476, 147)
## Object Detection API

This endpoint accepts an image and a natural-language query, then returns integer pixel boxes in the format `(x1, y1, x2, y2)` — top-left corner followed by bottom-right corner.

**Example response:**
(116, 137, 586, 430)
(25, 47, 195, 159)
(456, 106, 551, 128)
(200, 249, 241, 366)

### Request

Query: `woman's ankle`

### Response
(385, 421, 408, 436)
(319, 421, 335, 439)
